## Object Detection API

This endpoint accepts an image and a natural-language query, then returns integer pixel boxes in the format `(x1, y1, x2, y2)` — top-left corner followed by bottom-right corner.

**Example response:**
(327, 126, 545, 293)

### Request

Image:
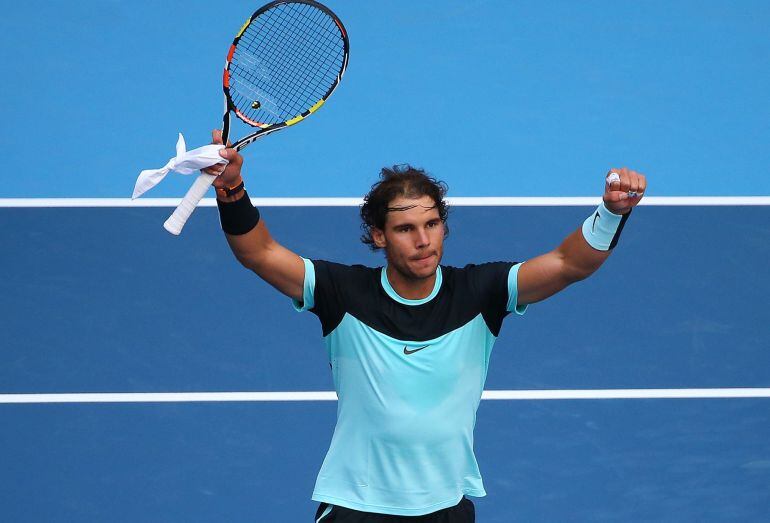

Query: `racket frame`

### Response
(163, 0, 349, 235)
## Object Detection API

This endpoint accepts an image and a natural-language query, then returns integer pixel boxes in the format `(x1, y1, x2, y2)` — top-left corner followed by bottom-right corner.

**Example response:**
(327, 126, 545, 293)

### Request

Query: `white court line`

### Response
(2, 388, 770, 404)
(1, 196, 769, 207)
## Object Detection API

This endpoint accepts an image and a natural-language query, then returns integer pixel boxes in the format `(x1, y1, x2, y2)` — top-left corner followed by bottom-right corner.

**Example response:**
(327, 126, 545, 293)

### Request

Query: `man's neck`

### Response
(386, 265, 437, 300)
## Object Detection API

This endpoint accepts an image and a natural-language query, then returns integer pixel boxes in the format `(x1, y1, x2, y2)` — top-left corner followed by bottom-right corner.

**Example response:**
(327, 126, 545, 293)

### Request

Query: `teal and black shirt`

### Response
(293, 259, 528, 516)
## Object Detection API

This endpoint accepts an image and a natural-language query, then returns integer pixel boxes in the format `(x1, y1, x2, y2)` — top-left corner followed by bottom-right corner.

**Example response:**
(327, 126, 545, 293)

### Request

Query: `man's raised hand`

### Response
(203, 129, 244, 193)
(604, 167, 647, 215)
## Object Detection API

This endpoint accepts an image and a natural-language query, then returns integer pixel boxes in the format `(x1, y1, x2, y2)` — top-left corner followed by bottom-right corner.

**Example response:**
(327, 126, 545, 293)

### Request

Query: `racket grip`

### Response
(163, 173, 217, 235)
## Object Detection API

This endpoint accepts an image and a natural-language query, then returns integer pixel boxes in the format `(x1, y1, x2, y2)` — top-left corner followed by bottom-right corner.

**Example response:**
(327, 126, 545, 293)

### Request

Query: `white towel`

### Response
(133, 133, 228, 199)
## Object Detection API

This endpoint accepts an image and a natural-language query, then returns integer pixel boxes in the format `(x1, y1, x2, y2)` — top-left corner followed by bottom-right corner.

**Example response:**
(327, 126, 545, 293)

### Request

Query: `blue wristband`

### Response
(581, 201, 631, 250)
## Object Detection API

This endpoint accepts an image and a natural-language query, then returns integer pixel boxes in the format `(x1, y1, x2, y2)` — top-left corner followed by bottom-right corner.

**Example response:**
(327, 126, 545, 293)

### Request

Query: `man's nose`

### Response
(415, 228, 430, 248)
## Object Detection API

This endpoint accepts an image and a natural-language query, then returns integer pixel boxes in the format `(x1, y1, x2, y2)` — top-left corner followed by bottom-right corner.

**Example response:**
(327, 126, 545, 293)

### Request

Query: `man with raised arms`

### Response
(206, 130, 647, 522)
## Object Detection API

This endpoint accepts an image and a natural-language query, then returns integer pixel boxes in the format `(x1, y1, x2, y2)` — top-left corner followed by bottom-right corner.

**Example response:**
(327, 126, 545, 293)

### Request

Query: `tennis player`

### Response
(206, 130, 646, 522)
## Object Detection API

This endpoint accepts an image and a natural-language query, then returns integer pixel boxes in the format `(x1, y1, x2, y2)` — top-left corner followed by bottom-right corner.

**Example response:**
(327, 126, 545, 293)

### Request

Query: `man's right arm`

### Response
(221, 204, 306, 302)
(207, 130, 305, 303)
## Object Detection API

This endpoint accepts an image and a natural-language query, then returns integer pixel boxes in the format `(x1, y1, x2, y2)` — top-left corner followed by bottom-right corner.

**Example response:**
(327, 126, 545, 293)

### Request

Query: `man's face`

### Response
(372, 194, 445, 280)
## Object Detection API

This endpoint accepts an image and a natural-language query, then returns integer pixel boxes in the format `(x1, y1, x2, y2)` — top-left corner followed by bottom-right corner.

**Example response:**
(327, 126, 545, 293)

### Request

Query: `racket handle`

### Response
(163, 173, 217, 235)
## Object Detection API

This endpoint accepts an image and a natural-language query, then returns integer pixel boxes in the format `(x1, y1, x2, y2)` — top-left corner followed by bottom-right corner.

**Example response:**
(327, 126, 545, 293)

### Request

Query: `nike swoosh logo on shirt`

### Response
(403, 345, 429, 355)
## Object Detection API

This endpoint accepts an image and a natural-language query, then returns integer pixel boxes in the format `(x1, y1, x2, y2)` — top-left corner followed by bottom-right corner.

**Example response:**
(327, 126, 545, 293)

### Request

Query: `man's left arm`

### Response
(516, 167, 647, 306)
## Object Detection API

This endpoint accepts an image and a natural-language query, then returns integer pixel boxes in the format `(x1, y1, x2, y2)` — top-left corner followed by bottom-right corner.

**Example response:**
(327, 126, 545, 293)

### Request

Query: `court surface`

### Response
(2, 203, 769, 522)
(2, 0, 769, 520)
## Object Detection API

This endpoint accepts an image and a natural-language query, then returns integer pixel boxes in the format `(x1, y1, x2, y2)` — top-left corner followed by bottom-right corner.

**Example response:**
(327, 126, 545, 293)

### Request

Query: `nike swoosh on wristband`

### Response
(592, 211, 600, 232)
(403, 345, 429, 355)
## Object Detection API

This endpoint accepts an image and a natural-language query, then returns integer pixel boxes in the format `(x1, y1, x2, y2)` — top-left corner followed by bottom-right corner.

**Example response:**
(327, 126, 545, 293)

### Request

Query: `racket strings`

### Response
(250, 4, 341, 71)
(234, 38, 324, 113)
(229, 2, 345, 125)
(232, 29, 338, 121)
(240, 6, 340, 111)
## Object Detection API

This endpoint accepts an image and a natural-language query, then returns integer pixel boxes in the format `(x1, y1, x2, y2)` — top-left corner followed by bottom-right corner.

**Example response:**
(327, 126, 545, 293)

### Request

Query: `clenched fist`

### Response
(603, 167, 647, 215)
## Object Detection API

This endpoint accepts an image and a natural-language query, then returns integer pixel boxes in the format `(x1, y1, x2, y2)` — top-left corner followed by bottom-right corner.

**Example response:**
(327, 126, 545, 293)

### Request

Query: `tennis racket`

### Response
(163, 0, 349, 235)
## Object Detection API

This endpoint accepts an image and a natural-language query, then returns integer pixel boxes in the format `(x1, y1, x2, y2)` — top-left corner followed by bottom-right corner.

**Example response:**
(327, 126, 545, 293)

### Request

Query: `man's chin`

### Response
(389, 253, 441, 280)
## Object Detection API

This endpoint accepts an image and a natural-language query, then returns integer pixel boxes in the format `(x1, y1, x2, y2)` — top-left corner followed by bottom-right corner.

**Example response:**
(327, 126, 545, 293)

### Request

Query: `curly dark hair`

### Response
(360, 164, 450, 251)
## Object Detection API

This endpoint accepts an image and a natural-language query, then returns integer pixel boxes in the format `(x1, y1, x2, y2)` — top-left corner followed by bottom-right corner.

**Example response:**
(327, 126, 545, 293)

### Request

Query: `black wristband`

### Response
(216, 190, 260, 235)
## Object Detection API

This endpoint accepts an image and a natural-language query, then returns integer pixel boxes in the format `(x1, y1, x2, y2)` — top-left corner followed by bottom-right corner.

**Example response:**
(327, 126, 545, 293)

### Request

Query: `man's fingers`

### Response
(219, 147, 242, 165)
(211, 129, 233, 146)
(606, 167, 647, 196)
(607, 167, 633, 192)
(604, 167, 648, 215)
(202, 164, 226, 176)
(606, 168, 622, 191)
(619, 169, 632, 193)
(606, 190, 632, 202)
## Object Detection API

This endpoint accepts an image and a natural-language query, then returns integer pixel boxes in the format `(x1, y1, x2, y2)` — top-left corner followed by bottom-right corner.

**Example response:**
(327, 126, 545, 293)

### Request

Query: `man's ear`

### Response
(372, 227, 386, 248)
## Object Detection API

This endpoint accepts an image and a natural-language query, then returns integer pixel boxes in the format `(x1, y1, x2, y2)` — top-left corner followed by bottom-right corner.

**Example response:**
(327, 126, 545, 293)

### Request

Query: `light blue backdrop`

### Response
(1, 0, 768, 197)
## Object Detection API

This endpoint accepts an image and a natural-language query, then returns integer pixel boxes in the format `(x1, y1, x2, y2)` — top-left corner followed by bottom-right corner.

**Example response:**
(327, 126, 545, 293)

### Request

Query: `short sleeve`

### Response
(506, 262, 528, 315)
(292, 257, 316, 312)
(463, 261, 523, 336)
(292, 259, 370, 336)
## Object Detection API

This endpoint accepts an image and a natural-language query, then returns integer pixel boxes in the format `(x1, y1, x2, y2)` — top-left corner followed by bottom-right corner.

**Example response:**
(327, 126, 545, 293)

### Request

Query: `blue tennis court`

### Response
(2, 0, 769, 521)
(2, 204, 769, 521)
